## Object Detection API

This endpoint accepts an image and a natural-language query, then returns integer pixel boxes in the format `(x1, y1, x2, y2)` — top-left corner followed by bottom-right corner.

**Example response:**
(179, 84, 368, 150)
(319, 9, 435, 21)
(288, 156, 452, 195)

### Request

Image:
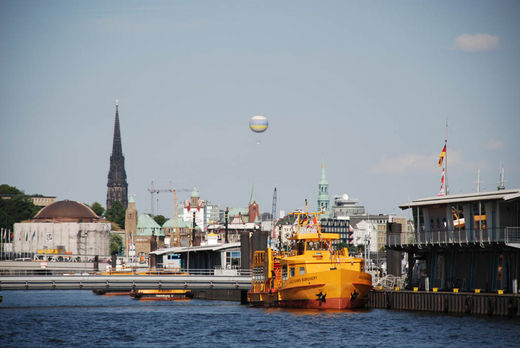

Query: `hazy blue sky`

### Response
(1, 0, 519, 218)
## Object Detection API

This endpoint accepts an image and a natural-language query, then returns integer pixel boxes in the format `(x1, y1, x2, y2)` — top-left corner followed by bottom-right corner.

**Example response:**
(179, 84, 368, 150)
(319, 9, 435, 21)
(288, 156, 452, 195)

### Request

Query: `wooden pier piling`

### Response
(368, 290, 520, 317)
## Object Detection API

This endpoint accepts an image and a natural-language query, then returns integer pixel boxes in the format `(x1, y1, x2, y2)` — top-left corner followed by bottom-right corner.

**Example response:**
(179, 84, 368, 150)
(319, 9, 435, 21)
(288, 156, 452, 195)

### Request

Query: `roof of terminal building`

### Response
(150, 242, 241, 255)
(399, 189, 520, 209)
(163, 218, 190, 228)
(34, 200, 99, 221)
(136, 214, 164, 236)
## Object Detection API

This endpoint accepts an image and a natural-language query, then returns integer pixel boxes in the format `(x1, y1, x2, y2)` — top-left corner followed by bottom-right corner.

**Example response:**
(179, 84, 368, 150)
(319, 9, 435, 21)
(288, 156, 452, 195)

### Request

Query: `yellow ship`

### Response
(248, 206, 372, 309)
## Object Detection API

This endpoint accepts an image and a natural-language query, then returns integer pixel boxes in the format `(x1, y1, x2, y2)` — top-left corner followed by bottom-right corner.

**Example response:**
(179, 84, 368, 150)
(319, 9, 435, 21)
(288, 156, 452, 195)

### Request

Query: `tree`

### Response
(0, 185, 40, 230)
(0, 184, 22, 195)
(154, 214, 166, 226)
(110, 234, 123, 255)
(90, 202, 105, 217)
(105, 201, 125, 229)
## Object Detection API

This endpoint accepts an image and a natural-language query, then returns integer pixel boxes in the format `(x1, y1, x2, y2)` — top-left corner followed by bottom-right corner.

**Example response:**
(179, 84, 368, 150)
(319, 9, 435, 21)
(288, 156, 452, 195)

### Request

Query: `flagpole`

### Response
(445, 119, 448, 196)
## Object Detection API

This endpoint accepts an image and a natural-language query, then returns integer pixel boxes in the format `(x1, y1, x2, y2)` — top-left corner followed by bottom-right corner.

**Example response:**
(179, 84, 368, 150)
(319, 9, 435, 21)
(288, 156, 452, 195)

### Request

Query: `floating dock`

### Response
(368, 289, 520, 317)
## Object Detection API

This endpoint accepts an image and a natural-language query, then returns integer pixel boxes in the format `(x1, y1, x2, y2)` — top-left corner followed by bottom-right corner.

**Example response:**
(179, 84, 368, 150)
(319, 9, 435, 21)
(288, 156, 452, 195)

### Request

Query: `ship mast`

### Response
(444, 119, 449, 196)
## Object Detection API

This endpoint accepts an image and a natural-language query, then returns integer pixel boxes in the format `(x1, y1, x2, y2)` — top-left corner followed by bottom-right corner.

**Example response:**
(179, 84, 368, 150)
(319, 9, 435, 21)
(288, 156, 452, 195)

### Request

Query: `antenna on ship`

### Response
(444, 119, 449, 196)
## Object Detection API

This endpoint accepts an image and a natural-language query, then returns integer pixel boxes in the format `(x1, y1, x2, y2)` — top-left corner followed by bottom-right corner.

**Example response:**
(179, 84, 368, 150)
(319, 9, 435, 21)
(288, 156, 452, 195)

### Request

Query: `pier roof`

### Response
(399, 189, 520, 209)
(150, 242, 240, 255)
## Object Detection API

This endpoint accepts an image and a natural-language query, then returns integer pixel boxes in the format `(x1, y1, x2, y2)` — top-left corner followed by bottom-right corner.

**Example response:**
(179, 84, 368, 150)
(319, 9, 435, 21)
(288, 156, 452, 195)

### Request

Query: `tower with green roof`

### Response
(317, 164, 330, 219)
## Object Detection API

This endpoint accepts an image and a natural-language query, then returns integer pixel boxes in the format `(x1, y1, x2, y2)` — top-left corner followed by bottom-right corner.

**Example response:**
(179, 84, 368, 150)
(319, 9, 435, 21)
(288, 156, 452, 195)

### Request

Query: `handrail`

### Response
(387, 227, 520, 248)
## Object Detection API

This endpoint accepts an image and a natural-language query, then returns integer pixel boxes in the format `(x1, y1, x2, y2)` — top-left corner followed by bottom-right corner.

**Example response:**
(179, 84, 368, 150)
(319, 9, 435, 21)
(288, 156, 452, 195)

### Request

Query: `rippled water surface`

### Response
(1, 290, 518, 347)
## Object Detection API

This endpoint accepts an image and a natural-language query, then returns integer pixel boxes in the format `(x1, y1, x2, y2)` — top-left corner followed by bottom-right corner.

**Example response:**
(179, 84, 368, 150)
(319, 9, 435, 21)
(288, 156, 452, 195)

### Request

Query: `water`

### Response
(0, 291, 519, 347)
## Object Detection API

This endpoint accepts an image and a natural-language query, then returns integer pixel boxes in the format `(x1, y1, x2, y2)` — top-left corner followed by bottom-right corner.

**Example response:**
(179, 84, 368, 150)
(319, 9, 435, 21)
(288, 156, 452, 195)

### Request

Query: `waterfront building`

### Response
(13, 200, 110, 257)
(331, 194, 365, 218)
(177, 187, 206, 232)
(134, 213, 164, 261)
(106, 101, 128, 209)
(317, 165, 330, 218)
(320, 218, 353, 245)
(162, 218, 201, 247)
(248, 185, 260, 223)
(1, 193, 56, 207)
(390, 189, 520, 293)
(151, 241, 242, 273)
(351, 215, 410, 251)
(207, 212, 258, 243)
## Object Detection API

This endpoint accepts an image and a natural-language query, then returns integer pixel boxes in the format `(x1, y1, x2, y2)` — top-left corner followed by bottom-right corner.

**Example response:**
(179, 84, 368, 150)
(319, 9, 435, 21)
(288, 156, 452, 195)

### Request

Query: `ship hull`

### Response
(249, 269, 372, 309)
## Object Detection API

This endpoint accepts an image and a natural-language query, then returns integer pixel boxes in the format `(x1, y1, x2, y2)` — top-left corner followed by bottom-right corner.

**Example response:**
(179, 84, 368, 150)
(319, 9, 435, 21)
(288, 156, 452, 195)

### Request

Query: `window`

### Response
(253, 266, 264, 281)
(299, 266, 305, 275)
(290, 267, 295, 278)
(226, 251, 241, 268)
(282, 265, 288, 280)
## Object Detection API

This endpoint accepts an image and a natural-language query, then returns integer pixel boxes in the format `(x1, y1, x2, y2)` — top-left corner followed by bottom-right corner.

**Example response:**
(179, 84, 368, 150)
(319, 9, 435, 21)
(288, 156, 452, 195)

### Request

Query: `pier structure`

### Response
(369, 289, 520, 317)
(0, 274, 251, 292)
(389, 189, 520, 294)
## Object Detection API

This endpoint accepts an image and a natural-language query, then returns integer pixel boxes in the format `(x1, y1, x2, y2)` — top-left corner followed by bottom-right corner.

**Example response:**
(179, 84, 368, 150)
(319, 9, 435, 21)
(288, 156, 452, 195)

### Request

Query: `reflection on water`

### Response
(1, 291, 519, 348)
(264, 307, 371, 316)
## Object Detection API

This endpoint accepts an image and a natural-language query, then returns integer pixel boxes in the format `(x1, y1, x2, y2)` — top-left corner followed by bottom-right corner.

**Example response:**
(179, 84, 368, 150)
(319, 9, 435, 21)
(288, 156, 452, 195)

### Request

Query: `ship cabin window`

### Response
(296, 241, 305, 255)
(282, 265, 288, 280)
(253, 266, 264, 282)
(290, 267, 295, 278)
(306, 241, 328, 251)
(299, 266, 305, 275)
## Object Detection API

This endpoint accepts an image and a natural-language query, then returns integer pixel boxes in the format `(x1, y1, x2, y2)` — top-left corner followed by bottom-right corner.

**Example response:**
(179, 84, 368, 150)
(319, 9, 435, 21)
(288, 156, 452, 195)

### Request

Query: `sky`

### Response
(1, 0, 519, 218)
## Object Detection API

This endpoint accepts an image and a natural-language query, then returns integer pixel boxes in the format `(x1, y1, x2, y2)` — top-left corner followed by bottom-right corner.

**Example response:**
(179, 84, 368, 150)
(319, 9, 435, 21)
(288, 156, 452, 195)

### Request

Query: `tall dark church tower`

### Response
(106, 100, 128, 209)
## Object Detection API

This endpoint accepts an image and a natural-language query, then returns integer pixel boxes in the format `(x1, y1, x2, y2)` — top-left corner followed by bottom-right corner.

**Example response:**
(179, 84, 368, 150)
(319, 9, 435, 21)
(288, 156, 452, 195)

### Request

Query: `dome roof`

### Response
(34, 200, 99, 221)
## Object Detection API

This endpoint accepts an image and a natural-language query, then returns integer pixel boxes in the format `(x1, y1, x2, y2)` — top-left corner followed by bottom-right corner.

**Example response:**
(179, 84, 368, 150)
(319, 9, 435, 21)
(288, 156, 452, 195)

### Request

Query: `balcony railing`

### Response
(387, 227, 520, 248)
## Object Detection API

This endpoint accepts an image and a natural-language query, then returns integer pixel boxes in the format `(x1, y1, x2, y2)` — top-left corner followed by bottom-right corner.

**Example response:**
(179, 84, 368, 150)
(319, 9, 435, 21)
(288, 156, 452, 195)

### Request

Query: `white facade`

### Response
(182, 206, 206, 231)
(353, 220, 379, 253)
(274, 224, 296, 244)
(13, 222, 110, 256)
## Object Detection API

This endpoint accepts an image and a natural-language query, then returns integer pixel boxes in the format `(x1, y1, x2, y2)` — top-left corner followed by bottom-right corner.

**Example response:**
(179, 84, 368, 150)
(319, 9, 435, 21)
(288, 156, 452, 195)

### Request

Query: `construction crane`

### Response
(271, 187, 277, 222)
(147, 180, 172, 217)
(148, 180, 191, 246)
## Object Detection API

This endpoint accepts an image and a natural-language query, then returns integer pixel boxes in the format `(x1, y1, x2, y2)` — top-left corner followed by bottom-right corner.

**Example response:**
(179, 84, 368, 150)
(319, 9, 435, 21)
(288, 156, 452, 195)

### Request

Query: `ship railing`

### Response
(372, 274, 406, 290)
(387, 227, 520, 248)
(0, 266, 252, 277)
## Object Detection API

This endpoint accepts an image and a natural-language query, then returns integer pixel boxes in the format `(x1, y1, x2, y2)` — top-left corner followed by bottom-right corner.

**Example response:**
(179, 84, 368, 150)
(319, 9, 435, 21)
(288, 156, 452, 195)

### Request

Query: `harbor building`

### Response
(134, 214, 164, 260)
(106, 101, 128, 209)
(162, 218, 199, 247)
(1, 193, 56, 207)
(13, 200, 110, 257)
(389, 189, 520, 293)
(332, 194, 366, 218)
(124, 195, 138, 256)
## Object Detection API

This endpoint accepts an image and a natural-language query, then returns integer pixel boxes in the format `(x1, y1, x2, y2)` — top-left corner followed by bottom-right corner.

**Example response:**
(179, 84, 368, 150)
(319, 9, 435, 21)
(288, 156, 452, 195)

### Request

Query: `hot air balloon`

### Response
(249, 115, 268, 133)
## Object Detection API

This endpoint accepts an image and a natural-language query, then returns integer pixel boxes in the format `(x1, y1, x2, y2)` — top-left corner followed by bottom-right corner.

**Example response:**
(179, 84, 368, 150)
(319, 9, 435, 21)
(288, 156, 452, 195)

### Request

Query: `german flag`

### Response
(438, 145, 446, 167)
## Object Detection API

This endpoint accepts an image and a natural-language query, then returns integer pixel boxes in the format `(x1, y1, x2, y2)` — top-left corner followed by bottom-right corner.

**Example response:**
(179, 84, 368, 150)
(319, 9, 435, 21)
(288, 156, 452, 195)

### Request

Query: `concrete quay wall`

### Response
(368, 290, 520, 317)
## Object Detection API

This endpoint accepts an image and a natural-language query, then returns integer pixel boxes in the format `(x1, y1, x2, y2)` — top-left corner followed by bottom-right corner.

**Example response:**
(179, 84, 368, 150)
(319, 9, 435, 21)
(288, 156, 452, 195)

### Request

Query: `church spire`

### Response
(107, 100, 128, 209)
(112, 100, 122, 157)
(249, 184, 257, 205)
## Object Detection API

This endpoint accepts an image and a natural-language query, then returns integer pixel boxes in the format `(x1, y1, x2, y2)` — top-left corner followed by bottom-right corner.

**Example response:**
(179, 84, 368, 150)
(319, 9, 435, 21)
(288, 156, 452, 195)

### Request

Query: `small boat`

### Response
(248, 205, 372, 309)
(130, 289, 193, 301)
